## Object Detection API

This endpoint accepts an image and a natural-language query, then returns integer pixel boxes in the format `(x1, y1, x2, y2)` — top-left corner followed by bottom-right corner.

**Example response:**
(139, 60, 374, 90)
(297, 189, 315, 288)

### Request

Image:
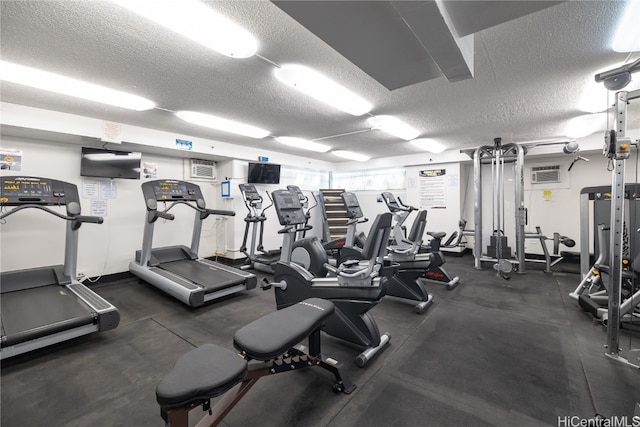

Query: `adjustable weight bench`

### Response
(156, 298, 355, 427)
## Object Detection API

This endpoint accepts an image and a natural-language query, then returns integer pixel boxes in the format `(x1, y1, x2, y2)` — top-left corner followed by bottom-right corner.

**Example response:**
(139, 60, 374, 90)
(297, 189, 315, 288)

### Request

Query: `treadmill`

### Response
(0, 176, 120, 360)
(129, 179, 256, 307)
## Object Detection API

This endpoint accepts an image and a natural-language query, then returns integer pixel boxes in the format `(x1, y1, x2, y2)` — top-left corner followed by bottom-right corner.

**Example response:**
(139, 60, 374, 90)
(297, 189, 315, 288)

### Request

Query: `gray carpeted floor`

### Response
(2, 254, 638, 426)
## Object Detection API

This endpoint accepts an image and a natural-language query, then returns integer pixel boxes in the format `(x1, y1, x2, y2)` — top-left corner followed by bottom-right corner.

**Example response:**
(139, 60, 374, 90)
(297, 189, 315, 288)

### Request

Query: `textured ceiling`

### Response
(0, 0, 638, 163)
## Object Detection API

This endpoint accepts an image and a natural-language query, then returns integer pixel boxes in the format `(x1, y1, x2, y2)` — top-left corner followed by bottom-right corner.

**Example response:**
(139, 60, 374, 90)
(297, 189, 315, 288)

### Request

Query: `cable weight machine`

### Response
(599, 80, 640, 368)
(464, 138, 526, 278)
(462, 138, 576, 278)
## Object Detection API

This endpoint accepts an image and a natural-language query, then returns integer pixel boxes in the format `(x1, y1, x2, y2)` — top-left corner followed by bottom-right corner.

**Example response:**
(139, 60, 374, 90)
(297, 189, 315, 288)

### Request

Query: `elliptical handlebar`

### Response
(262, 191, 275, 216)
(396, 196, 417, 212)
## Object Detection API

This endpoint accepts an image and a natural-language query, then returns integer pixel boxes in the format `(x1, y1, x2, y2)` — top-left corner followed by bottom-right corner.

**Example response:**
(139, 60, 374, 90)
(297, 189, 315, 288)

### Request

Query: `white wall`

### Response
(405, 163, 464, 251)
(2, 102, 638, 277)
(459, 151, 640, 257)
(0, 136, 222, 277)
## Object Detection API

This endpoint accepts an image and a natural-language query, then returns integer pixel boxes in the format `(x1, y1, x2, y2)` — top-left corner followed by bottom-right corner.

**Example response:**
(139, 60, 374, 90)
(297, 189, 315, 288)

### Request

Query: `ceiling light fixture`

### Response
(564, 113, 607, 139)
(274, 64, 372, 116)
(578, 79, 610, 114)
(0, 61, 155, 111)
(176, 111, 270, 138)
(275, 137, 331, 153)
(110, 0, 258, 58)
(332, 150, 370, 162)
(410, 138, 446, 154)
(368, 115, 420, 141)
(611, 0, 640, 53)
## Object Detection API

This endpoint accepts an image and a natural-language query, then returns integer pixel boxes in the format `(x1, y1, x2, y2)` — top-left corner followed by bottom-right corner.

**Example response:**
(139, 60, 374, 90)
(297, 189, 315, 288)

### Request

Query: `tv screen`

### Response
(80, 147, 141, 180)
(248, 162, 281, 184)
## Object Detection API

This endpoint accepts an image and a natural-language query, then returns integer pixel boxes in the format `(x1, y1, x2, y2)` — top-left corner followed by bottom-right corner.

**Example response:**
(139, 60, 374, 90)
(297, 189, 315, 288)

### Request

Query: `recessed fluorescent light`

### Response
(368, 115, 419, 141)
(274, 64, 372, 116)
(612, 0, 640, 52)
(332, 150, 370, 162)
(564, 114, 607, 139)
(176, 111, 269, 138)
(275, 137, 331, 153)
(0, 61, 155, 111)
(110, 0, 258, 58)
(410, 138, 446, 154)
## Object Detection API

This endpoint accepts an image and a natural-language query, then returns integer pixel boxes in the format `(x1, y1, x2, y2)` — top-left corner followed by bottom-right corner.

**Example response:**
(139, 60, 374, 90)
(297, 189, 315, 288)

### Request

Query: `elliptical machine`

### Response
(263, 189, 395, 367)
(238, 184, 281, 273)
(381, 192, 460, 289)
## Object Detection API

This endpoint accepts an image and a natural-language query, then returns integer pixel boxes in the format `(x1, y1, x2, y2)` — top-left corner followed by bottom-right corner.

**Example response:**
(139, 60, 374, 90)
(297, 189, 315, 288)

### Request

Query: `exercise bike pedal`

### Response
(260, 277, 287, 291)
(260, 277, 272, 291)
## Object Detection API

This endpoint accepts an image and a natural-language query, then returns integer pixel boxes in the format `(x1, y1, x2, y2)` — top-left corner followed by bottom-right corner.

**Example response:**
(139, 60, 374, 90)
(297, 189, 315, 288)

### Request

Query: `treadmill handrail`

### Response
(160, 200, 235, 217)
(0, 204, 103, 224)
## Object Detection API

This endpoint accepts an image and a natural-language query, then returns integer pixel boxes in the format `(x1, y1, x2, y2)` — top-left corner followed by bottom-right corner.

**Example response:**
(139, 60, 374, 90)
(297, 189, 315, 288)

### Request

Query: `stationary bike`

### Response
(339, 192, 434, 313)
(381, 192, 460, 289)
(262, 188, 396, 367)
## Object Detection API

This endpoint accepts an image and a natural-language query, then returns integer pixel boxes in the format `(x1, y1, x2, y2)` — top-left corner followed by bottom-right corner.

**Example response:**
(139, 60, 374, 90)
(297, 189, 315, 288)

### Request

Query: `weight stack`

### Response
(487, 235, 512, 258)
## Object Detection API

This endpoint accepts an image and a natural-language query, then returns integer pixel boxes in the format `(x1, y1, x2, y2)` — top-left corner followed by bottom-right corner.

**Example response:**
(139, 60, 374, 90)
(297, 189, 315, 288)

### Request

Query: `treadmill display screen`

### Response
(153, 181, 189, 200)
(2, 178, 52, 198)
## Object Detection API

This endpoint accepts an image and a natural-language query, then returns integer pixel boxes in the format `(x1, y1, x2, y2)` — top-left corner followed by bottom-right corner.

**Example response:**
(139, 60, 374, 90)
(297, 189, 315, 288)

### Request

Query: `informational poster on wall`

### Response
(418, 169, 447, 209)
(143, 162, 158, 179)
(0, 148, 23, 171)
(90, 199, 108, 217)
(82, 178, 117, 201)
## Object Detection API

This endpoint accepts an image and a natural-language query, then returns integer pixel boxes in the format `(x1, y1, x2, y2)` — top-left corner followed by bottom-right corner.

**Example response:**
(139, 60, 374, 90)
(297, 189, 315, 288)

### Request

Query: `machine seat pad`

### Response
(234, 298, 334, 361)
(427, 231, 446, 239)
(156, 344, 247, 408)
(397, 260, 433, 270)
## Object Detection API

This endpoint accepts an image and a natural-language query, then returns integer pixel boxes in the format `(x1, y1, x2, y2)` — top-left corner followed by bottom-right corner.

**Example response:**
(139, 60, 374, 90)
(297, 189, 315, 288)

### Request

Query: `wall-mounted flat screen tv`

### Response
(248, 162, 281, 184)
(80, 147, 142, 180)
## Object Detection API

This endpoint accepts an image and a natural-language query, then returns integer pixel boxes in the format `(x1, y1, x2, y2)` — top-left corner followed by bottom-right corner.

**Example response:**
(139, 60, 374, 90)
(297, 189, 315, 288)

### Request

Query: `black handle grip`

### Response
(75, 215, 104, 224)
(207, 209, 235, 217)
(156, 211, 175, 220)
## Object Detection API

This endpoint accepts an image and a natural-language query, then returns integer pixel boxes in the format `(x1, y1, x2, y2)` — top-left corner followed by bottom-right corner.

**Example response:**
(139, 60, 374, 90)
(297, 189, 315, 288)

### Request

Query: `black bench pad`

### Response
(234, 298, 334, 361)
(156, 344, 247, 408)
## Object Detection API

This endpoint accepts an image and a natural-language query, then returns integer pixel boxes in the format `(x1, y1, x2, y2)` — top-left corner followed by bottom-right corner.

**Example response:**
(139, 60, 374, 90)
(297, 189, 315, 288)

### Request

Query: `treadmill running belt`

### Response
(159, 260, 248, 293)
(1, 285, 94, 346)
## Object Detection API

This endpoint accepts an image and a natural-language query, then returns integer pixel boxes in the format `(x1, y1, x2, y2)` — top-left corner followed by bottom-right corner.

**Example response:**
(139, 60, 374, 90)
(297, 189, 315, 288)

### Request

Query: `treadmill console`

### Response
(342, 192, 364, 219)
(271, 189, 306, 225)
(1, 176, 80, 207)
(141, 180, 203, 208)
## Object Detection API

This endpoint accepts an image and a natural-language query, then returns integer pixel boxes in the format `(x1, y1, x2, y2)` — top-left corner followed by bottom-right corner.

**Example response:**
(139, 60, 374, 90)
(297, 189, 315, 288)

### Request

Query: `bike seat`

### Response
(427, 231, 446, 240)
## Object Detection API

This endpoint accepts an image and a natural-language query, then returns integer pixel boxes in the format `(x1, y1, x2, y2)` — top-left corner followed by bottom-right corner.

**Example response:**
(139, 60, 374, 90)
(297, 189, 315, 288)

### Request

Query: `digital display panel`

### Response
(153, 181, 189, 199)
(2, 178, 52, 197)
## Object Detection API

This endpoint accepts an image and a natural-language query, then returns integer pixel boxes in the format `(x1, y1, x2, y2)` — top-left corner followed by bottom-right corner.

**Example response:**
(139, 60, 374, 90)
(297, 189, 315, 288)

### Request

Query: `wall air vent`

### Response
(531, 165, 560, 184)
(190, 159, 216, 180)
